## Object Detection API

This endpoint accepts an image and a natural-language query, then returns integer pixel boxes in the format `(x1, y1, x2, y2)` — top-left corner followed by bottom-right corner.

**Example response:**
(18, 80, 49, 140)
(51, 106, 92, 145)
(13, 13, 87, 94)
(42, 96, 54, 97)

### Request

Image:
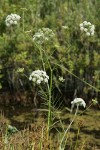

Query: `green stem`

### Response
(74, 127, 80, 150)
(34, 43, 45, 71)
(79, 103, 93, 116)
(22, 10, 25, 32)
(39, 46, 45, 71)
(59, 105, 79, 150)
(37, 44, 53, 130)
(47, 86, 51, 130)
(35, 44, 53, 134)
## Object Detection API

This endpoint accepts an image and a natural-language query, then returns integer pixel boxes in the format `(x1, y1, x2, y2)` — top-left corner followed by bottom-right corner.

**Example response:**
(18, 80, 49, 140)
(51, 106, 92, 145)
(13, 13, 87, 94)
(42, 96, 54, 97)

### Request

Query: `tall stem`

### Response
(34, 43, 45, 71)
(59, 105, 79, 150)
(35, 44, 53, 135)
(74, 127, 80, 150)
(22, 10, 25, 32)
(39, 46, 45, 71)
(47, 68, 52, 130)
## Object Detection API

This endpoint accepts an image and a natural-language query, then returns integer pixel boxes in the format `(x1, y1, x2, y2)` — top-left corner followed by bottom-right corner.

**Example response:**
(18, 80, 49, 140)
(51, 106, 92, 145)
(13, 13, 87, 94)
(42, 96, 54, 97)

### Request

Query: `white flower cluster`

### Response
(33, 28, 55, 44)
(80, 21, 95, 36)
(29, 70, 49, 85)
(5, 13, 21, 27)
(71, 98, 86, 108)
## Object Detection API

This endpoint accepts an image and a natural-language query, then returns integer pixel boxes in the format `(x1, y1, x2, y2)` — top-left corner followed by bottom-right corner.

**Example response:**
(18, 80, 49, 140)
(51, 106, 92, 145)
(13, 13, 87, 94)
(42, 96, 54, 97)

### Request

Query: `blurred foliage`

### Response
(0, 0, 100, 102)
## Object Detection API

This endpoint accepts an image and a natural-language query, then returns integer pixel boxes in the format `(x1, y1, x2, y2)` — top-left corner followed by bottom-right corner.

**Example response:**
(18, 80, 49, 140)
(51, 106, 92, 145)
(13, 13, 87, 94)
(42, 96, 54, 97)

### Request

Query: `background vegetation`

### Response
(0, 0, 100, 106)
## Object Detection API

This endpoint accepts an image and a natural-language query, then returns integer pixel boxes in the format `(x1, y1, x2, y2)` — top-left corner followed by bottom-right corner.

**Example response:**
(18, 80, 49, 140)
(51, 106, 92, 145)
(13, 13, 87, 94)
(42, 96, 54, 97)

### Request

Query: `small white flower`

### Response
(40, 77, 43, 81)
(31, 72, 35, 76)
(35, 74, 40, 78)
(79, 23, 83, 27)
(10, 20, 13, 25)
(32, 78, 36, 82)
(42, 71, 46, 76)
(84, 28, 88, 32)
(91, 31, 94, 36)
(87, 22, 91, 25)
(16, 15, 21, 20)
(71, 98, 86, 108)
(37, 80, 41, 84)
(86, 32, 90, 36)
(6, 23, 10, 27)
(83, 21, 88, 25)
(6, 17, 11, 21)
(91, 25, 95, 29)
(13, 21, 17, 25)
(90, 28, 94, 33)
(44, 78, 48, 83)
(80, 27, 84, 31)
(46, 75, 49, 79)
(29, 76, 32, 81)
(11, 16, 16, 20)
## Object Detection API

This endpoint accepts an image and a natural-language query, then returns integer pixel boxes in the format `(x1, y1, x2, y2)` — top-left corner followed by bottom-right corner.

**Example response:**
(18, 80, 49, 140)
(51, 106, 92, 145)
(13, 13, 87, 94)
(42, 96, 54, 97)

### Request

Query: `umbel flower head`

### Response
(80, 21, 95, 36)
(29, 70, 49, 85)
(5, 13, 21, 27)
(71, 98, 86, 108)
(33, 28, 55, 44)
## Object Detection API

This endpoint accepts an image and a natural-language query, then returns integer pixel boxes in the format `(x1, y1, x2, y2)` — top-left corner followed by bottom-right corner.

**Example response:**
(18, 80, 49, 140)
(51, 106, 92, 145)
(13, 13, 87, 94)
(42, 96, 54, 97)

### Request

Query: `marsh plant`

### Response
(0, 0, 100, 149)
(29, 69, 52, 132)
(59, 98, 86, 150)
